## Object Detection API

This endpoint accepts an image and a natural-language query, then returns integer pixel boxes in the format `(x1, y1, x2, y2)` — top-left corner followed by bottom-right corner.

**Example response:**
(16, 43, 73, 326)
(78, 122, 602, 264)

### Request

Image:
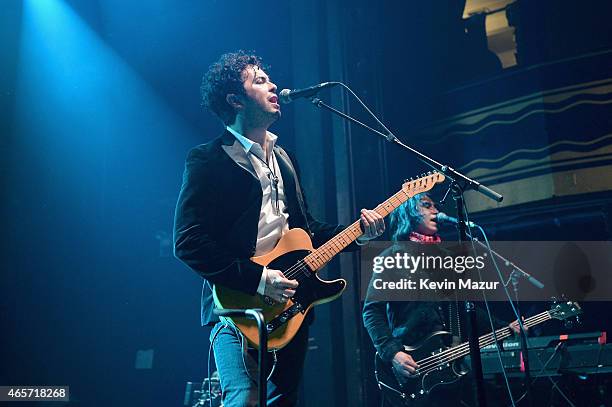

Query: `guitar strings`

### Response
(415, 316, 550, 376)
(415, 314, 541, 365)
(282, 219, 362, 280)
(279, 220, 357, 280)
(414, 313, 548, 370)
(277, 180, 440, 302)
(283, 189, 412, 280)
(280, 177, 439, 280)
(408, 309, 550, 368)
(414, 313, 550, 374)
(282, 260, 309, 281)
(415, 314, 548, 371)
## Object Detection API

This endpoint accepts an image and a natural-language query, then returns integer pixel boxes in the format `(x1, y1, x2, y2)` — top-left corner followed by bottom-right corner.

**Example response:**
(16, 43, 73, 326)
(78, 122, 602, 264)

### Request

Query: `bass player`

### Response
(362, 193, 522, 406)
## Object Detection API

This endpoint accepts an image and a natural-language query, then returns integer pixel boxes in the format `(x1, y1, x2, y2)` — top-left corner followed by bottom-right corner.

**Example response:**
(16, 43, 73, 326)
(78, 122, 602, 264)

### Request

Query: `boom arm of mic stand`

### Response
(309, 97, 503, 202)
(213, 309, 267, 407)
(468, 237, 545, 289)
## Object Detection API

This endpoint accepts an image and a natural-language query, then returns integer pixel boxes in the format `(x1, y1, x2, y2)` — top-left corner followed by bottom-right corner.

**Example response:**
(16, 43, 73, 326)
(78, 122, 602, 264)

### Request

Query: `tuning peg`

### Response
(564, 315, 581, 329)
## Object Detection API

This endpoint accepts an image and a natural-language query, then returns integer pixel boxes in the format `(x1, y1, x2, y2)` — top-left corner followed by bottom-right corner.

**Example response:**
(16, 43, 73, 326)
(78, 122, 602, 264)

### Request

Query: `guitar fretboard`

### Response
(303, 173, 445, 272)
(416, 311, 552, 368)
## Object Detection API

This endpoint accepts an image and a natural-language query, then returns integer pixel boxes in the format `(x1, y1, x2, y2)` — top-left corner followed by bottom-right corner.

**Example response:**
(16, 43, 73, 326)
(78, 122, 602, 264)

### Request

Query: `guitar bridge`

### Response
(266, 302, 305, 334)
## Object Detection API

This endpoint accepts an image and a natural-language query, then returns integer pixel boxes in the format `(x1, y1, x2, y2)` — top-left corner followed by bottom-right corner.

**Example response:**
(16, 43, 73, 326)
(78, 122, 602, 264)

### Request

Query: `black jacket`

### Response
(174, 130, 355, 325)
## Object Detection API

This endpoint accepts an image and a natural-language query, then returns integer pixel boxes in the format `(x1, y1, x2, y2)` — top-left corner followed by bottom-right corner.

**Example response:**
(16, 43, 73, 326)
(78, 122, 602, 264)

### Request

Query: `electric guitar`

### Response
(213, 172, 446, 350)
(374, 301, 583, 406)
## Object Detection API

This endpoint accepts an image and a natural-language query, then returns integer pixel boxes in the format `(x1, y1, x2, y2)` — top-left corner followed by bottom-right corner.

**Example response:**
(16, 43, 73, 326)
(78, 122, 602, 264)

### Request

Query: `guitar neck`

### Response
(418, 310, 552, 365)
(476, 310, 551, 351)
(302, 188, 411, 272)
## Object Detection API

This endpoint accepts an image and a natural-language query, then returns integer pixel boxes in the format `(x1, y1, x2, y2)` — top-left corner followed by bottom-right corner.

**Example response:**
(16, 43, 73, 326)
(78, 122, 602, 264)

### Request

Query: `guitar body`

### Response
(375, 331, 468, 407)
(373, 302, 582, 406)
(213, 173, 448, 350)
(213, 228, 347, 350)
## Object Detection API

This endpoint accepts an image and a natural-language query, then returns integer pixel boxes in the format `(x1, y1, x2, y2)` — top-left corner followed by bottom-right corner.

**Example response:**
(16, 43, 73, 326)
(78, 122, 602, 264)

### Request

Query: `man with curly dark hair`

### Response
(174, 50, 385, 406)
(200, 52, 275, 127)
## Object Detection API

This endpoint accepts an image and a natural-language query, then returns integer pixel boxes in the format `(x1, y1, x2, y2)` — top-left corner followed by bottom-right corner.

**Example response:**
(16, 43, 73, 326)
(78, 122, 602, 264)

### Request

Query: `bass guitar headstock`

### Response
(549, 301, 582, 321)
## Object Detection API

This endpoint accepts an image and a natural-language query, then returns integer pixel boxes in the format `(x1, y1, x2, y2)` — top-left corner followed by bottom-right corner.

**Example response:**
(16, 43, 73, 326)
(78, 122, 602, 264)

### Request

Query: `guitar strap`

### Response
(274, 147, 313, 236)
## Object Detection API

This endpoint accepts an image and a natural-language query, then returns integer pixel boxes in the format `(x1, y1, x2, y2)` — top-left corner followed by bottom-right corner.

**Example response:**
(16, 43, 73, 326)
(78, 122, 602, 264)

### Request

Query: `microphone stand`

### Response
(452, 185, 489, 407)
(467, 235, 543, 407)
(309, 96, 503, 407)
(510, 272, 534, 407)
(214, 309, 267, 407)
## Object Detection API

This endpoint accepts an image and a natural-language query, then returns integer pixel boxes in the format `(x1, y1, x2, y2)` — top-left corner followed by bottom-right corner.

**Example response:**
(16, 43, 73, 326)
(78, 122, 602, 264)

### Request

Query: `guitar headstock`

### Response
(549, 301, 582, 321)
(402, 171, 446, 198)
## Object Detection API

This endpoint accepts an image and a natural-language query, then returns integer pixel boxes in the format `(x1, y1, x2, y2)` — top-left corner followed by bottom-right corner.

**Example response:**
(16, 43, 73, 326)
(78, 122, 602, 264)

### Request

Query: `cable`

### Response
(337, 83, 396, 138)
(512, 342, 563, 405)
(240, 329, 278, 383)
(512, 342, 576, 407)
(474, 218, 577, 407)
(208, 323, 224, 407)
(208, 323, 278, 407)
(545, 377, 576, 407)
(462, 202, 517, 407)
(475, 223, 526, 334)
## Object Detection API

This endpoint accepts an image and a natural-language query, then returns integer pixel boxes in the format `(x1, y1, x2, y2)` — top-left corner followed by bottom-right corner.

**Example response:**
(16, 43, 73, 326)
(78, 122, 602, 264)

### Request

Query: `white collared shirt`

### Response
(226, 126, 290, 293)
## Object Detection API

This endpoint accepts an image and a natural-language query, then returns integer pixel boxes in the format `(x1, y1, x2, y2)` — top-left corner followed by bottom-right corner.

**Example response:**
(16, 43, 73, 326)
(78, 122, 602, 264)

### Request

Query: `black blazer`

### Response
(174, 130, 355, 325)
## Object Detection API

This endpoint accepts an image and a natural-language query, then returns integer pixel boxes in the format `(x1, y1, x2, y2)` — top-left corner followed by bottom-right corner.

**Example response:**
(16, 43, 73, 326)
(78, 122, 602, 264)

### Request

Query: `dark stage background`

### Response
(2, 1, 612, 406)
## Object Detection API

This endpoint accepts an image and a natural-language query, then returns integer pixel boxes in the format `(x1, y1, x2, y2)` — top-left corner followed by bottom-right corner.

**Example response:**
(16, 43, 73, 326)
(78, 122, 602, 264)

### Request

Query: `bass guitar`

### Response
(214, 172, 446, 350)
(374, 301, 582, 406)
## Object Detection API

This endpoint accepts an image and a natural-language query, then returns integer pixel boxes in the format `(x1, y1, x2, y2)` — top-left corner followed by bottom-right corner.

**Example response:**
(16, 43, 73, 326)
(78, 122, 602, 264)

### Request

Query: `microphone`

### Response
(279, 82, 339, 104)
(436, 212, 477, 228)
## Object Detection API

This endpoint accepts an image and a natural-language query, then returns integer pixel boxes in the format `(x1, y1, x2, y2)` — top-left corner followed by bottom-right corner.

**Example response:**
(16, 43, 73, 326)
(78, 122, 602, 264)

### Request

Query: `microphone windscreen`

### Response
(279, 89, 292, 104)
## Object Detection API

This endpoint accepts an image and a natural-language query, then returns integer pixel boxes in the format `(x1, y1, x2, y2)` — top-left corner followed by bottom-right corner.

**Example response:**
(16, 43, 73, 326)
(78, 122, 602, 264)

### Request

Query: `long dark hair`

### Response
(389, 193, 429, 241)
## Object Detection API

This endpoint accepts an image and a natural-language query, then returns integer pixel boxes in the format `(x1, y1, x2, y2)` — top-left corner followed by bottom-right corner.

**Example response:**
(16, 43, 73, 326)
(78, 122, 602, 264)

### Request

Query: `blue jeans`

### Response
(210, 321, 309, 407)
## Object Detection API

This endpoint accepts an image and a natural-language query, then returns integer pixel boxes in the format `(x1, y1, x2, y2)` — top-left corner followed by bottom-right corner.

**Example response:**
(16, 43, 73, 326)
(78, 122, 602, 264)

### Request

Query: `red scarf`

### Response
(409, 231, 441, 244)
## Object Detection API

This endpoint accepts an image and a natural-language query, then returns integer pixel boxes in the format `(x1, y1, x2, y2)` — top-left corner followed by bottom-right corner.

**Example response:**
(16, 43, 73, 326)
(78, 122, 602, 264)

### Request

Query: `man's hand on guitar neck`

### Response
(258, 268, 298, 304)
(356, 209, 386, 244)
(392, 351, 419, 378)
